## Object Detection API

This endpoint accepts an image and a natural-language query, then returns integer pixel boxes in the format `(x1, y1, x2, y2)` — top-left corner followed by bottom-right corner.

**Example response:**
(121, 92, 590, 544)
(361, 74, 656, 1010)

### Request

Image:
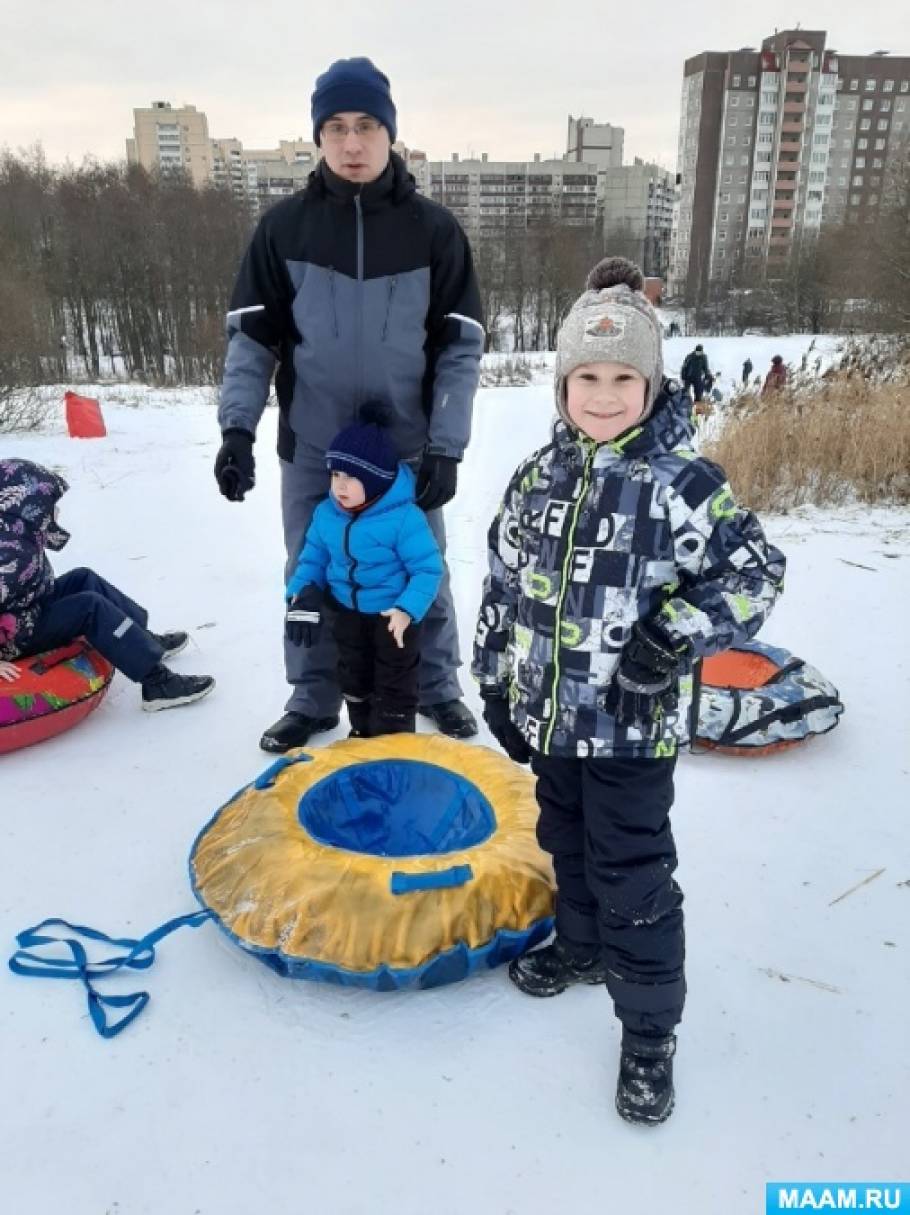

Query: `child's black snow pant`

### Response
(331, 599, 422, 735)
(24, 567, 164, 681)
(531, 753, 685, 1036)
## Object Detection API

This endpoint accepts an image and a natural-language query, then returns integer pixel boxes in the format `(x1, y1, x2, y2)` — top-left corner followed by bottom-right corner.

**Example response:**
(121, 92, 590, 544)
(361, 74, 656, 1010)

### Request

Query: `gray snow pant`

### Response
(279, 452, 463, 716)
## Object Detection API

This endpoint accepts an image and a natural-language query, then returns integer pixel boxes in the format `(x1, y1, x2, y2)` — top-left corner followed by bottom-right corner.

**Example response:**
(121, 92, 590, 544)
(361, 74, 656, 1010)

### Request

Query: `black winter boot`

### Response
(259, 711, 340, 753)
(418, 699, 478, 739)
(141, 665, 215, 711)
(508, 936, 609, 997)
(148, 630, 189, 659)
(615, 1030, 676, 1126)
(372, 702, 416, 735)
(346, 698, 373, 738)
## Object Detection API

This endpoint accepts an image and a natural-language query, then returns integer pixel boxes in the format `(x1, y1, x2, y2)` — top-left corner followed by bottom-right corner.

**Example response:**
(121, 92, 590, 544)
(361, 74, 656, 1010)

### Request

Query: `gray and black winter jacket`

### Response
(472, 384, 786, 759)
(218, 153, 484, 464)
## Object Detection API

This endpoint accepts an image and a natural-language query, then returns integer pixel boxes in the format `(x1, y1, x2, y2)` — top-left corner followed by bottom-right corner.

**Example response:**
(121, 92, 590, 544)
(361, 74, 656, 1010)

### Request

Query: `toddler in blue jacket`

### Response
(285, 404, 443, 737)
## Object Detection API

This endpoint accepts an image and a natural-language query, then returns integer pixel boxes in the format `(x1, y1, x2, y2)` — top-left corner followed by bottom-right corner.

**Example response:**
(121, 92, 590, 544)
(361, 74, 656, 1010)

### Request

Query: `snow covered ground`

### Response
(2, 341, 908, 1214)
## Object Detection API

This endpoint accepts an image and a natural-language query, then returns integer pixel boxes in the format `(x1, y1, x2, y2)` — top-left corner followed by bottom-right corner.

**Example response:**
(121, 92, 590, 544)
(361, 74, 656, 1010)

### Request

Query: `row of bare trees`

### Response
(1, 148, 251, 388)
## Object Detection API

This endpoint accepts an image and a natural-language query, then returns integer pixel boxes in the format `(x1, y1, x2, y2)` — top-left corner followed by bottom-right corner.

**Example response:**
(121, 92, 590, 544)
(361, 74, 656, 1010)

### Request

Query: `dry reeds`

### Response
(704, 374, 910, 511)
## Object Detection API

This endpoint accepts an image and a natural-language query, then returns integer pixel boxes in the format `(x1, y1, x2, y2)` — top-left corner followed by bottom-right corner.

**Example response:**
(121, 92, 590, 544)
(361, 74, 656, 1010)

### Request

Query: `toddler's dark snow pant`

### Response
(331, 598, 423, 735)
(531, 753, 685, 1036)
(24, 567, 163, 682)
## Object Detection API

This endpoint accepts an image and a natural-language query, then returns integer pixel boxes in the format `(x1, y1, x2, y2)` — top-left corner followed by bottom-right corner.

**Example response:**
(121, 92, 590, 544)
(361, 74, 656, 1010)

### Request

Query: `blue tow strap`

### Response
(9, 910, 213, 1039)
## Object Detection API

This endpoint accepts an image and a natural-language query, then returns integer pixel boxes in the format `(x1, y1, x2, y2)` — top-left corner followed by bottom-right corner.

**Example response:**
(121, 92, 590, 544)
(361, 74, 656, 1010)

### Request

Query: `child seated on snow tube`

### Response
(0, 459, 214, 712)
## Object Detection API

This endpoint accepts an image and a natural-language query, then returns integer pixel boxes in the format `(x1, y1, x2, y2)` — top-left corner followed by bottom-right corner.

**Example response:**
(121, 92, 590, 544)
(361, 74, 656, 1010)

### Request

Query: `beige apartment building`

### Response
(418, 155, 599, 233)
(670, 29, 910, 298)
(127, 101, 215, 188)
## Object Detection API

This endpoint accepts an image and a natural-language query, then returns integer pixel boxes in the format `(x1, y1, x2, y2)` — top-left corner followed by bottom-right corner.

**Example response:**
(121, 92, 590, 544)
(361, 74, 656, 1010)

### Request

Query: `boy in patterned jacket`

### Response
(472, 258, 785, 1125)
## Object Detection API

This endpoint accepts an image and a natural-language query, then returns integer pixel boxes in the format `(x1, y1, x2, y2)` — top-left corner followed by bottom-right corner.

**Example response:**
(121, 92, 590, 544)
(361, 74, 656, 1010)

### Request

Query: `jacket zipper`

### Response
(328, 266, 339, 338)
(355, 192, 364, 406)
(541, 427, 644, 754)
(343, 516, 360, 610)
(381, 277, 397, 341)
(542, 442, 596, 755)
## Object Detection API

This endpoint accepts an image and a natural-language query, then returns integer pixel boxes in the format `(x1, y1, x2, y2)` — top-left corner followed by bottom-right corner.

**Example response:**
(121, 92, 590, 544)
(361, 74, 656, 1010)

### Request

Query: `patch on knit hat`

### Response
(583, 310, 626, 341)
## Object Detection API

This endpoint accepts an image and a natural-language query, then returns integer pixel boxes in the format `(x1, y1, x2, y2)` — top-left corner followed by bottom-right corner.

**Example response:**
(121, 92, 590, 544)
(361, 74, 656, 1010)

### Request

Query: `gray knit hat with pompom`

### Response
(554, 256, 664, 425)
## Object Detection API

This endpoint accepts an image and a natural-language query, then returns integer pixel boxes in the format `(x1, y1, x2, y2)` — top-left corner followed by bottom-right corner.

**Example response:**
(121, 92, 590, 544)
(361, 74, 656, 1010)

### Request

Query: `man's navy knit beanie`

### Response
(326, 402, 400, 503)
(311, 57, 397, 143)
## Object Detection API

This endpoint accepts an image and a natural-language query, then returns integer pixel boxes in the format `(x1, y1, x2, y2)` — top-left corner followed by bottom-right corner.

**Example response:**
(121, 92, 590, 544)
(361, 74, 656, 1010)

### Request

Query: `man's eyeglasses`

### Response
(321, 118, 384, 142)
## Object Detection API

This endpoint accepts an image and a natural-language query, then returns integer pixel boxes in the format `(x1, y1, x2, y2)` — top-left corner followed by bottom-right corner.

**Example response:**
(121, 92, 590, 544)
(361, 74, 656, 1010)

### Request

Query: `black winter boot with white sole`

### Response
(508, 936, 609, 997)
(141, 665, 215, 711)
(615, 1030, 676, 1126)
(148, 630, 189, 659)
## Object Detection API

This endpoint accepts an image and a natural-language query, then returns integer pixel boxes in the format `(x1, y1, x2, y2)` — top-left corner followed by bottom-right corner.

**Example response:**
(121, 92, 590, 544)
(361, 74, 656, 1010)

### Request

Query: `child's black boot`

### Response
(615, 1030, 676, 1126)
(508, 936, 608, 997)
(141, 664, 215, 711)
(149, 630, 189, 659)
(346, 697, 373, 738)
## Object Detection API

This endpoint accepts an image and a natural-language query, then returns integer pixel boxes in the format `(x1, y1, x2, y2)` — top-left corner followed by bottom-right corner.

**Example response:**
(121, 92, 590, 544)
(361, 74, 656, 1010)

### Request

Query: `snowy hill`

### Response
(2, 356, 908, 1215)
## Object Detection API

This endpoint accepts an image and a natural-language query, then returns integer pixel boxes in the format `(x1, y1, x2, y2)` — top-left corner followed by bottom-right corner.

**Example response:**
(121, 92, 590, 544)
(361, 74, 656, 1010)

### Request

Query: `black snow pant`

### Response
(331, 598, 423, 736)
(23, 567, 164, 682)
(684, 375, 705, 402)
(531, 753, 685, 1036)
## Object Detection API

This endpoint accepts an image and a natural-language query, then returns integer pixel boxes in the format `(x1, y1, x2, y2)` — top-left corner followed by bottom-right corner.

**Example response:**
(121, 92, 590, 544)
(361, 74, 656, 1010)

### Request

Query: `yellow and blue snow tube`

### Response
(190, 734, 555, 990)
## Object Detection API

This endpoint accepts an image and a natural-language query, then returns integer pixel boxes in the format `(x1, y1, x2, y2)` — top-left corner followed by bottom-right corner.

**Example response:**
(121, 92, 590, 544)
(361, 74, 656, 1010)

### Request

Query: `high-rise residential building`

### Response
(127, 102, 215, 188)
(601, 158, 676, 278)
(565, 116, 624, 167)
(669, 30, 910, 298)
(420, 155, 599, 234)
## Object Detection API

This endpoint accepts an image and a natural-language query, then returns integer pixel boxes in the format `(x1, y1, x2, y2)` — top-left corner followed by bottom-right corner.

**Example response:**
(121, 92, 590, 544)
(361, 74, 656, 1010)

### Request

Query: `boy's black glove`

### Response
(481, 692, 533, 765)
(215, 429, 255, 502)
(416, 453, 458, 512)
(285, 586, 323, 648)
(603, 617, 690, 728)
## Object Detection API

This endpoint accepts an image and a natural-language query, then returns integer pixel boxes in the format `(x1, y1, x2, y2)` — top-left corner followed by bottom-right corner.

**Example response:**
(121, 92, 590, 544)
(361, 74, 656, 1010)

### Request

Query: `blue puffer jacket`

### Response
(287, 464, 443, 622)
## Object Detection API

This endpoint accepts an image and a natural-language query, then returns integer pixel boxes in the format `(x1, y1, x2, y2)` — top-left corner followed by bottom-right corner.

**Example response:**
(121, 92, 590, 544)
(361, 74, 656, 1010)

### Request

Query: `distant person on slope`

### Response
(0, 460, 214, 711)
(742, 356, 753, 385)
(680, 343, 710, 401)
(762, 355, 788, 396)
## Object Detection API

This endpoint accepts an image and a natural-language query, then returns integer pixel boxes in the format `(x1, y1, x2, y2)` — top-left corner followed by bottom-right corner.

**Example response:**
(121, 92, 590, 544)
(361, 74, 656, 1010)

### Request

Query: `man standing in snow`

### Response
(681, 344, 710, 402)
(214, 57, 484, 753)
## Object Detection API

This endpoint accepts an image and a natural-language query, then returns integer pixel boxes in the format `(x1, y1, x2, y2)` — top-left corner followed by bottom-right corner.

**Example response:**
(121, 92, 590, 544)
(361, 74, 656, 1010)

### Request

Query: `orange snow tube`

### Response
(0, 641, 114, 755)
(694, 640, 844, 757)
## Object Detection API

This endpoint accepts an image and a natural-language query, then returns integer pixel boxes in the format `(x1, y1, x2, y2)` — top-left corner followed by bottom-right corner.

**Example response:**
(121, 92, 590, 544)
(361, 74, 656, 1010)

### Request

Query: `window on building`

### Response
(762, 91, 777, 104)
(727, 135, 736, 145)
(857, 138, 868, 149)
(725, 154, 734, 165)
(718, 230, 727, 240)
(846, 98, 857, 110)
(877, 119, 888, 130)
(884, 79, 894, 92)
(849, 79, 859, 91)
(816, 114, 831, 125)
(870, 193, 879, 204)
(723, 174, 732, 184)
(875, 138, 886, 149)
(860, 118, 871, 130)
(862, 99, 874, 111)
(758, 131, 772, 143)
(730, 97, 739, 107)
(871, 175, 881, 187)
(873, 157, 883, 169)
(901, 81, 909, 93)
(814, 134, 828, 144)
(721, 192, 731, 202)
(750, 208, 766, 219)
(732, 75, 741, 87)
(838, 176, 847, 187)
(852, 175, 863, 186)
(740, 155, 750, 165)
(819, 93, 833, 105)
(757, 151, 772, 162)
(881, 100, 892, 112)
(759, 112, 775, 124)
(746, 96, 755, 106)
(720, 211, 729, 221)
(754, 188, 768, 199)
(850, 193, 861, 204)
(855, 157, 866, 168)
(809, 171, 825, 182)
(811, 152, 827, 163)
(865, 79, 876, 91)
(748, 76, 757, 87)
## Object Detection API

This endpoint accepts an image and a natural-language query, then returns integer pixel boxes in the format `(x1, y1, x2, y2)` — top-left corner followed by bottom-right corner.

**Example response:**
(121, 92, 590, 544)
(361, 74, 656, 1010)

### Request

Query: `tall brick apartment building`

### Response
(669, 29, 910, 298)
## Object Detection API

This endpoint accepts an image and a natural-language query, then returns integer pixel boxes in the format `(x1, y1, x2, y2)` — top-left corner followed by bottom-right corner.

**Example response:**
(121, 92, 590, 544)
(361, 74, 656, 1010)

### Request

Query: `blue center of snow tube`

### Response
(298, 759, 496, 857)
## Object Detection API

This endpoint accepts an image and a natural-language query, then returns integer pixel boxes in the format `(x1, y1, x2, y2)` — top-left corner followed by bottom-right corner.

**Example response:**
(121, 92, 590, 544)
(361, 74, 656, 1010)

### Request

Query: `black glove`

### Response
(285, 586, 323, 648)
(416, 453, 458, 512)
(214, 429, 255, 502)
(602, 617, 690, 728)
(481, 693, 533, 765)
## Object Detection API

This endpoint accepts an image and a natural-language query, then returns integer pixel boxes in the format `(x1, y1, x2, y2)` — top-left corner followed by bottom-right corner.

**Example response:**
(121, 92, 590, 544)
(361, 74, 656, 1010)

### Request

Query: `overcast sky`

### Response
(3, 0, 908, 171)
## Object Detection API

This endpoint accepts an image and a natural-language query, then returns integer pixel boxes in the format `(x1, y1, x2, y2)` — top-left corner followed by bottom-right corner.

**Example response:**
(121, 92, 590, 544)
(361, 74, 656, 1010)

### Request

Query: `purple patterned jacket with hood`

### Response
(0, 459, 70, 661)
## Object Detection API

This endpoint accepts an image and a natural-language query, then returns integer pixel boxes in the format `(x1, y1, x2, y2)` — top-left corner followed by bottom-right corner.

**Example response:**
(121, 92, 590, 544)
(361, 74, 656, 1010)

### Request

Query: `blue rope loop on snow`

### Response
(253, 751, 313, 790)
(8, 911, 213, 1039)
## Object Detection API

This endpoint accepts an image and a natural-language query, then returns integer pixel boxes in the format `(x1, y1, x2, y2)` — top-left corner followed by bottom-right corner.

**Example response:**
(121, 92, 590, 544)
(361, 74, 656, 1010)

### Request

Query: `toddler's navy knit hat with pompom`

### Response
(326, 401, 400, 502)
